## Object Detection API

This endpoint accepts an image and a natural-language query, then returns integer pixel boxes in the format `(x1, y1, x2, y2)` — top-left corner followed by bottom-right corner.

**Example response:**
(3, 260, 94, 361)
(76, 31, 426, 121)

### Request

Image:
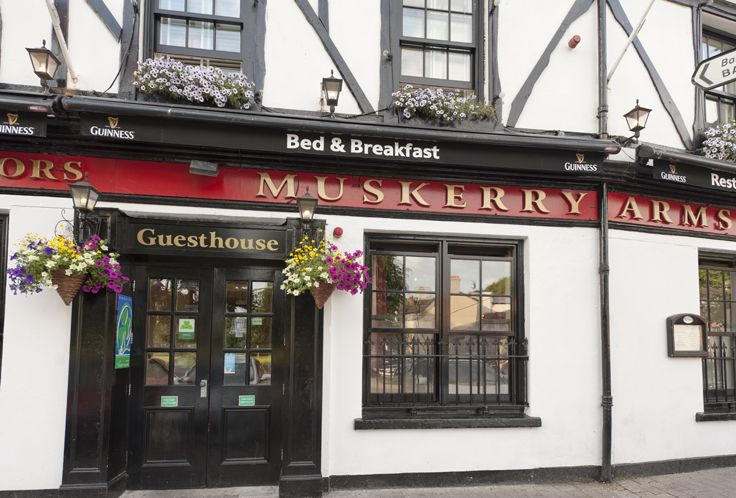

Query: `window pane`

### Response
(425, 49, 447, 79)
(225, 317, 247, 348)
(426, 10, 449, 40)
(449, 337, 509, 396)
(701, 300, 710, 325)
(160, 17, 187, 47)
(146, 352, 170, 385)
(404, 0, 424, 6)
(147, 315, 171, 348)
(482, 261, 511, 294)
(405, 294, 436, 329)
(175, 317, 197, 348)
(173, 352, 196, 384)
(451, 259, 480, 294)
(149, 278, 172, 311)
(250, 353, 271, 385)
(250, 317, 272, 348)
(405, 256, 435, 291)
(372, 255, 405, 291)
(721, 101, 735, 123)
(482, 296, 511, 331)
(215, 0, 240, 17)
(706, 97, 719, 125)
(252, 282, 273, 312)
(700, 269, 708, 298)
(448, 51, 471, 81)
(159, 0, 185, 11)
(401, 46, 424, 77)
(223, 352, 246, 385)
(427, 0, 449, 9)
(710, 301, 726, 332)
(216, 23, 241, 52)
(368, 333, 403, 394)
(188, 0, 213, 14)
(403, 7, 425, 38)
(372, 292, 403, 328)
(189, 21, 214, 50)
(451, 0, 472, 13)
(450, 13, 472, 42)
(402, 334, 436, 394)
(709, 270, 725, 300)
(451, 295, 480, 330)
(226, 281, 249, 313)
(176, 279, 200, 312)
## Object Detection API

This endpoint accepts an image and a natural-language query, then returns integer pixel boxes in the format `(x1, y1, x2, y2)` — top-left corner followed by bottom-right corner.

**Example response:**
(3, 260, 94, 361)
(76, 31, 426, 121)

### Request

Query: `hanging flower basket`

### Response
(310, 283, 335, 310)
(7, 234, 130, 306)
(51, 268, 86, 306)
(280, 235, 371, 308)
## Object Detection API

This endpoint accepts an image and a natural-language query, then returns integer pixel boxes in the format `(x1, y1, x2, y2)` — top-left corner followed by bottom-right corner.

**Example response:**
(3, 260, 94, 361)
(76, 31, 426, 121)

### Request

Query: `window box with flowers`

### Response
(702, 121, 736, 162)
(133, 57, 257, 110)
(389, 85, 497, 131)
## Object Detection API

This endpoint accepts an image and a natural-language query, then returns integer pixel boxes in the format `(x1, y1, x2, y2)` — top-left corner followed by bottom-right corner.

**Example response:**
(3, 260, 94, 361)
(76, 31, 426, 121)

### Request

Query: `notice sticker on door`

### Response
(234, 317, 246, 338)
(238, 395, 256, 407)
(252, 317, 263, 326)
(178, 318, 196, 340)
(161, 395, 179, 407)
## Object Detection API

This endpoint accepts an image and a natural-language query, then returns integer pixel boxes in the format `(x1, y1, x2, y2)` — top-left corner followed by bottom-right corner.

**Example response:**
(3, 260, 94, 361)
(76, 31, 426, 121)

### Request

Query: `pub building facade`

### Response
(1, 0, 736, 496)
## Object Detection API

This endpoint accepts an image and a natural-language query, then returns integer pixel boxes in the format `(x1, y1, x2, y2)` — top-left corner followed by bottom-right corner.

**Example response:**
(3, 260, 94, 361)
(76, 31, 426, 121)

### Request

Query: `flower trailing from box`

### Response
(133, 57, 256, 110)
(391, 85, 495, 125)
(7, 234, 129, 302)
(280, 235, 371, 302)
(702, 121, 736, 162)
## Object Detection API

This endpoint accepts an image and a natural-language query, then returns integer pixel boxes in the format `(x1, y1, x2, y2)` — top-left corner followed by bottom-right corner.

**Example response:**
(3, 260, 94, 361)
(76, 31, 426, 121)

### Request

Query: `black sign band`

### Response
(653, 160, 736, 193)
(0, 111, 46, 137)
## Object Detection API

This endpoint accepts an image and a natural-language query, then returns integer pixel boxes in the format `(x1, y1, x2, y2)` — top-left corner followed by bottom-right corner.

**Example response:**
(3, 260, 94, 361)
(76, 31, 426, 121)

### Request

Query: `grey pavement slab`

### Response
(121, 466, 736, 497)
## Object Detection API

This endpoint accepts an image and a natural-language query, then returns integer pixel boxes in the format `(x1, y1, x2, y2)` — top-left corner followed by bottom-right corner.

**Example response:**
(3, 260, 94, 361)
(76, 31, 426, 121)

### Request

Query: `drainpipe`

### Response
(597, 0, 608, 139)
(599, 182, 613, 482)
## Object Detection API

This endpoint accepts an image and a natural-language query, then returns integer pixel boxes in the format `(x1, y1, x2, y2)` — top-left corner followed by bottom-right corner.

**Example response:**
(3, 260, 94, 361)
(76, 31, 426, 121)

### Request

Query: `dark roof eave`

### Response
(54, 95, 621, 155)
(637, 144, 736, 175)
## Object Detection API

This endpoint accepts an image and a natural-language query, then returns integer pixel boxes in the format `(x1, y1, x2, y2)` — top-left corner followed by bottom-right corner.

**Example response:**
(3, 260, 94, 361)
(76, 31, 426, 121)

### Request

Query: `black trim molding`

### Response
(354, 416, 542, 430)
(696, 411, 736, 422)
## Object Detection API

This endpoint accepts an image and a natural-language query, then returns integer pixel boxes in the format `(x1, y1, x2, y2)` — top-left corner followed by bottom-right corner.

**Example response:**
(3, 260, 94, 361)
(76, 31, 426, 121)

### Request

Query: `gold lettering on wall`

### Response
(444, 185, 466, 208)
(650, 200, 673, 224)
(681, 205, 709, 228)
(362, 179, 384, 204)
(561, 191, 588, 215)
(617, 196, 644, 220)
(480, 186, 509, 212)
(521, 189, 551, 214)
(256, 172, 296, 199)
(316, 176, 346, 202)
(135, 228, 280, 252)
(398, 181, 430, 207)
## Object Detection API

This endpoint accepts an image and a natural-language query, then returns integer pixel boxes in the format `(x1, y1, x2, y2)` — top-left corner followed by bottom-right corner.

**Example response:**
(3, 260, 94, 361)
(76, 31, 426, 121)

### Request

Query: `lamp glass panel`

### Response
(29, 51, 50, 77)
(45, 54, 59, 78)
(87, 189, 100, 211)
(323, 79, 342, 103)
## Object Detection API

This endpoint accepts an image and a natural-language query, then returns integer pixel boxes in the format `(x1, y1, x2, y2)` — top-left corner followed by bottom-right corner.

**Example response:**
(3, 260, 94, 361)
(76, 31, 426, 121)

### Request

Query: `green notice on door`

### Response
(178, 318, 196, 340)
(161, 395, 179, 407)
(238, 395, 256, 407)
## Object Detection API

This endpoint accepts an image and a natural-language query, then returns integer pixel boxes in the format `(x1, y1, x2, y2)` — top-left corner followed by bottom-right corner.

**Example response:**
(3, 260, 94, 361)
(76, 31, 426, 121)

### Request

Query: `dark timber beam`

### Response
(52, 0, 69, 88)
(489, 3, 501, 118)
(692, 4, 706, 143)
(378, 0, 393, 110)
(117, 0, 139, 98)
(607, 0, 693, 149)
(507, 0, 594, 127)
(85, 0, 123, 40)
(319, 0, 329, 32)
(294, 0, 374, 114)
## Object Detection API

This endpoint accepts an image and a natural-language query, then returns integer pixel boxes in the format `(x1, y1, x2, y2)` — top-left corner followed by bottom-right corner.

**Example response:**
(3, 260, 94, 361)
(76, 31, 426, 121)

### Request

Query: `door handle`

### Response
(200, 379, 208, 398)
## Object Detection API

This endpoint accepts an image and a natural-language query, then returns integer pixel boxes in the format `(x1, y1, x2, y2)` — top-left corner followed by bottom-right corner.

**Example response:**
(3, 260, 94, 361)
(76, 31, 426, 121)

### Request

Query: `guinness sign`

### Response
(653, 160, 736, 192)
(0, 111, 46, 137)
(80, 113, 161, 142)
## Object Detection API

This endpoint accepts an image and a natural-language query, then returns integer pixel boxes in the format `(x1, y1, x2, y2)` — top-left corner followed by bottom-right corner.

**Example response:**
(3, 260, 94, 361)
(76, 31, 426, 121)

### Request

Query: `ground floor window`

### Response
(363, 233, 526, 418)
(700, 256, 736, 412)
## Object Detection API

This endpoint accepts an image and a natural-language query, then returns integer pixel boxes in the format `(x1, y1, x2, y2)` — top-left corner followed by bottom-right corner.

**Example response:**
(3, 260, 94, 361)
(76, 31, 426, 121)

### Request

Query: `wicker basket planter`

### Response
(51, 268, 86, 306)
(310, 283, 335, 310)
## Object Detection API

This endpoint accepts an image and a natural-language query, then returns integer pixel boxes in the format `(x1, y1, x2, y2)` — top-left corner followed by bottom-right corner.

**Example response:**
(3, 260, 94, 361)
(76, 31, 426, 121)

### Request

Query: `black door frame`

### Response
(61, 212, 326, 497)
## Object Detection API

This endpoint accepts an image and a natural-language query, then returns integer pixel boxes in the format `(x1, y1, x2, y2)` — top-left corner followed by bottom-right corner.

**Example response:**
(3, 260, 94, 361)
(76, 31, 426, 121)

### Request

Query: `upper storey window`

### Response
(154, 0, 243, 70)
(703, 31, 736, 125)
(399, 0, 478, 90)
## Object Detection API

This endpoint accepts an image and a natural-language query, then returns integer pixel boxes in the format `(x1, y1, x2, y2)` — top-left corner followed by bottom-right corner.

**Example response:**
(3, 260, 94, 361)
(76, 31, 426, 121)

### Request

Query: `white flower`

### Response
(65, 269, 72, 276)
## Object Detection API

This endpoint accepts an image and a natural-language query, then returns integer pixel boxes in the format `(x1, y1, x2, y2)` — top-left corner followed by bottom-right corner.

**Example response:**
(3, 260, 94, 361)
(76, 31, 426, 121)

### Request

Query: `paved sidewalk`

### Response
(122, 466, 736, 497)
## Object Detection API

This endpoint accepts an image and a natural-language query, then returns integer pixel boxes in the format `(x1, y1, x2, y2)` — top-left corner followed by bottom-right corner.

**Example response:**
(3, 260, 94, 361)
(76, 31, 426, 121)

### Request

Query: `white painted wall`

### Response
(321, 217, 603, 476)
(0, 0, 52, 87)
(610, 230, 736, 465)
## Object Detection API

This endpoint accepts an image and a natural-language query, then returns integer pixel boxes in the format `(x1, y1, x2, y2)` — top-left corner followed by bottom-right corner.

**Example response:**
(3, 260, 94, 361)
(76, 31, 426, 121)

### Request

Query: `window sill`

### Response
(354, 416, 542, 430)
(696, 412, 736, 422)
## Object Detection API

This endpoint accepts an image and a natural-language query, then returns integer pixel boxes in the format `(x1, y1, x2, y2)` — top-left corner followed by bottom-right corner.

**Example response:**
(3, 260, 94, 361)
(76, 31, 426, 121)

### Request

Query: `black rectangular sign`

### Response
(122, 222, 287, 259)
(0, 111, 46, 137)
(653, 160, 736, 193)
(80, 113, 162, 142)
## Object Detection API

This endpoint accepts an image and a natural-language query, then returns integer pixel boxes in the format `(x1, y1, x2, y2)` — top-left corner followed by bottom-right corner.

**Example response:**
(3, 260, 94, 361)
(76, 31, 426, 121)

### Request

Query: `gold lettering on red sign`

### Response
(444, 185, 466, 208)
(480, 186, 509, 212)
(561, 191, 588, 215)
(316, 176, 346, 202)
(398, 181, 430, 207)
(31, 159, 56, 180)
(62, 161, 83, 181)
(650, 200, 674, 224)
(681, 205, 709, 228)
(617, 196, 644, 220)
(0, 157, 25, 178)
(521, 189, 550, 214)
(362, 179, 384, 204)
(716, 209, 733, 231)
(256, 172, 296, 199)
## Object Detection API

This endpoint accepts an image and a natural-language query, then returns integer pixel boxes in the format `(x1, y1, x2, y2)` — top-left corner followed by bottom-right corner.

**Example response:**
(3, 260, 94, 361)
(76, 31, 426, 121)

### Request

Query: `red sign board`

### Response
(0, 151, 598, 222)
